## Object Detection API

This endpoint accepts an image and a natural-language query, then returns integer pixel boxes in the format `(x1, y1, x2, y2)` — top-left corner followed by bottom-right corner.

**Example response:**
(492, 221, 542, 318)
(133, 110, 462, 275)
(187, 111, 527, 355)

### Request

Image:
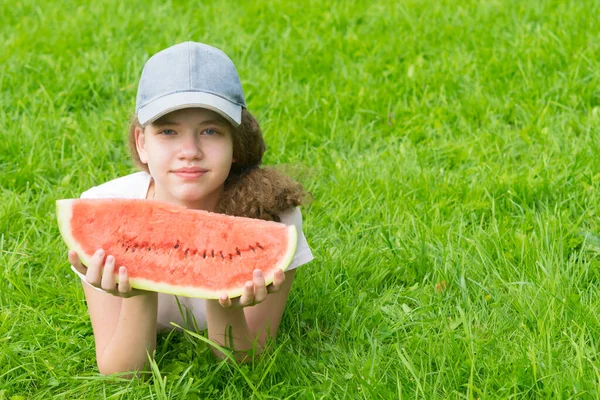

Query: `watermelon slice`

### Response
(56, 199, 297, 298)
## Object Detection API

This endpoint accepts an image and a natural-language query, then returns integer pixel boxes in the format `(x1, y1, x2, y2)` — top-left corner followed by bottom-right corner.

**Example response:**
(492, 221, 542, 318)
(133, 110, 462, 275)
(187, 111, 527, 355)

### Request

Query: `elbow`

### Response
(97, 360, 128, 377)
(210, 340, 268, 364)
(97, 363, 141, 379)
(238, 346, 266, 364)
(97, 357, 113, 376)
(97, 361, 120, 377)
(95, 343, 156, 377)
(97, 357, 148, 378)
(210, 347, 253, 363)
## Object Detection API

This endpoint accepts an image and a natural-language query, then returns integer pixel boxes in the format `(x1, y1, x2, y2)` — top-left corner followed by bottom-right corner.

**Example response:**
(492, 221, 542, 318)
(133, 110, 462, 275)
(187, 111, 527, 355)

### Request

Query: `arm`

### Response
(205, 269, 296, 360)
(71, 250, 158, 376)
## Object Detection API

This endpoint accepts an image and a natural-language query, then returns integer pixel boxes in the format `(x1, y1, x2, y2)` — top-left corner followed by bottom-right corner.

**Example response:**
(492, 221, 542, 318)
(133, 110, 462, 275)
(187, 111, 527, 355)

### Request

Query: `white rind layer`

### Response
(56, 199, 298, 299)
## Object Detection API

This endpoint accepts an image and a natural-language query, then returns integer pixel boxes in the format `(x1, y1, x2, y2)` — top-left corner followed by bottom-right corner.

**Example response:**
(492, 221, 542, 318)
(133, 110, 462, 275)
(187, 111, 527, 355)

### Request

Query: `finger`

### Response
(101, 255, 117, 290)
(219, 293, 232, 308)
(268, 270, 286, 293)
(253, 270, 267, 303)
(86, 249, 104, 286)
(239, 281, 255, 307)
(68, 251, 87, 275)
(117, 267, 131, 294)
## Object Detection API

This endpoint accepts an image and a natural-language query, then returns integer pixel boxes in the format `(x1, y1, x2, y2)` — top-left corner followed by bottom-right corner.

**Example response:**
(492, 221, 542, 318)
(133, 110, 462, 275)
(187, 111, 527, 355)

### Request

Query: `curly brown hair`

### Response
(127, 109, 310, 222)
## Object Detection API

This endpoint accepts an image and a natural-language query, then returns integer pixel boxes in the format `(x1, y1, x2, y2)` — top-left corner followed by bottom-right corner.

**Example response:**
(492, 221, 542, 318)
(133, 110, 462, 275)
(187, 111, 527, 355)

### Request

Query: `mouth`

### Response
(172, 167, 208, 179)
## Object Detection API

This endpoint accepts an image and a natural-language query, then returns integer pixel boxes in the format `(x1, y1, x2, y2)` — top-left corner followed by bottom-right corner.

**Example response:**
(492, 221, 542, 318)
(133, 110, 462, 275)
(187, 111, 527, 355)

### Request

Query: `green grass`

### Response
(2, 0, 600, 397)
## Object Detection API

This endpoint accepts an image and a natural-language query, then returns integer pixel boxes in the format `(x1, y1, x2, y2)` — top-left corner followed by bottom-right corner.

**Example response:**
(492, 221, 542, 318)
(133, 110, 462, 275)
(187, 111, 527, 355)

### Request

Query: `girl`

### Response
(67, 42, 313, 375)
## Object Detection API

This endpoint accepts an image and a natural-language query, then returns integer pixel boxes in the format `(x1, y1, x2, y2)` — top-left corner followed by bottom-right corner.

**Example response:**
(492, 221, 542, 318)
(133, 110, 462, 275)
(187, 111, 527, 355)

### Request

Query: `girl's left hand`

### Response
(218, 269, 286, 308)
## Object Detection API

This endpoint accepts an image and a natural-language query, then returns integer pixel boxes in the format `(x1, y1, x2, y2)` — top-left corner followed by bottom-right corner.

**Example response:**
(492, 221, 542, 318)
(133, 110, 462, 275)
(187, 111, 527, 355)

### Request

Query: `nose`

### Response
(178, 133, 202, 160)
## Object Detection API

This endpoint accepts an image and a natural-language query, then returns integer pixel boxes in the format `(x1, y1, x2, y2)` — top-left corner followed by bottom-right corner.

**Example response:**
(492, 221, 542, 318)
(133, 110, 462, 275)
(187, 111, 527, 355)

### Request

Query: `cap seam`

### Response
(187, 42, 192, 90)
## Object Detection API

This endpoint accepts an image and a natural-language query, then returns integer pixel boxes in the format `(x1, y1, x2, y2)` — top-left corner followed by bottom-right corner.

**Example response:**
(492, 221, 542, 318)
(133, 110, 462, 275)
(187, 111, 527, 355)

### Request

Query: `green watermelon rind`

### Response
(56, 199, 298, 299)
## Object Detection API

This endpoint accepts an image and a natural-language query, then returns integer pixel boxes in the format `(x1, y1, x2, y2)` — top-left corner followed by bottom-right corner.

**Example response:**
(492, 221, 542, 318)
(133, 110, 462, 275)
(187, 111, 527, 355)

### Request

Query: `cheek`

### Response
(215, 140, 234, 166)
(218, 151, 234, 171)
(144, 143, 172, 169)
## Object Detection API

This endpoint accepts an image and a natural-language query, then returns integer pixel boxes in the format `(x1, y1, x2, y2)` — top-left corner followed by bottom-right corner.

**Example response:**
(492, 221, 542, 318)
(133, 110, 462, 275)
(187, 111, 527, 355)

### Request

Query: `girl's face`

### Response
(135, 108, 235, 210)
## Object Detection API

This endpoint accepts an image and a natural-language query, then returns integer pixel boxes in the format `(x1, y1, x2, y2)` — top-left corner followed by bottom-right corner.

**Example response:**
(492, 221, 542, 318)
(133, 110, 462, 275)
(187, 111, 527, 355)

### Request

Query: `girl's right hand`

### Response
(68, 249, 148, 298)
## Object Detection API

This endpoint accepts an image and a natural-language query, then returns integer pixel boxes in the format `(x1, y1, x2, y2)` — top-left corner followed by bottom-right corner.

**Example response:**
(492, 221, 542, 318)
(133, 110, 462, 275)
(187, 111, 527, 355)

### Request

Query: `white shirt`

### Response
(75, 171, 314, 331)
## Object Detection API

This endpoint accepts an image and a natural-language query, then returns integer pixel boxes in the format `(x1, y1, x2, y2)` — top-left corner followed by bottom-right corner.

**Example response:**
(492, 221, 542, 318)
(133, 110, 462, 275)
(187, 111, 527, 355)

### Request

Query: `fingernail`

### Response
(97, 249, 104, 256)
(106, 255, 114, 263)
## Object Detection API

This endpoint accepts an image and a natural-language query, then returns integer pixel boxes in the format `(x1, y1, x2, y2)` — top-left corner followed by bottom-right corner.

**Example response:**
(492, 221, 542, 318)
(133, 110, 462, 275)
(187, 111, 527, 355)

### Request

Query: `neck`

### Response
(148, 179, 223, 212)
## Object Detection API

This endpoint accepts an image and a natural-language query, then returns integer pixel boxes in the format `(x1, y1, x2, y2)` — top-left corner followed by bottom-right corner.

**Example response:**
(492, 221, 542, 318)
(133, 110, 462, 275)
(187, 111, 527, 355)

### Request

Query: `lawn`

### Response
(2, 0, 600, 398)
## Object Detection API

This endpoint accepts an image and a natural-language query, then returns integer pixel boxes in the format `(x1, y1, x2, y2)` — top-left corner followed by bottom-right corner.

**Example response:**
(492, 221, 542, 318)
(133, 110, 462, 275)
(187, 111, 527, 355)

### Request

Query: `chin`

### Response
(177, 192, 206, 202)
(176, 189, 214, 203)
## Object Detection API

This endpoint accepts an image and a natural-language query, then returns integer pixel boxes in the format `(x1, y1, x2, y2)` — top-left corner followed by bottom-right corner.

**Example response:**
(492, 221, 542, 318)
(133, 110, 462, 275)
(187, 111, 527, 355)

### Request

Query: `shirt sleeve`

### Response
(278, 207, 314, 270)
(79, 172, 151, 200)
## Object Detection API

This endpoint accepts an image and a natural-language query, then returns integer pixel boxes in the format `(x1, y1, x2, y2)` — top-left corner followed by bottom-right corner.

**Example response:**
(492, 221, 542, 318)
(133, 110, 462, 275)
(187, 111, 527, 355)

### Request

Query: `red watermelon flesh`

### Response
(56, 199, 297, 298)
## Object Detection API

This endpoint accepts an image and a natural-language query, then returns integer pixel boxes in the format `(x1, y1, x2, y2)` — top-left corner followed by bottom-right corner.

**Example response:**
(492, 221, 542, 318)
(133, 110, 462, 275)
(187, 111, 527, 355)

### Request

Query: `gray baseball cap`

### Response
(135, 42, 246, 127)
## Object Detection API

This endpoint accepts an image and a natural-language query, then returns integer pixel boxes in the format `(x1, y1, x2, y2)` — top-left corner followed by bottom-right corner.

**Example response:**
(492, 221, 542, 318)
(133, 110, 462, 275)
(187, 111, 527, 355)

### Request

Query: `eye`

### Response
(202, 128, 218, 136)
(159, 129, 177, 136)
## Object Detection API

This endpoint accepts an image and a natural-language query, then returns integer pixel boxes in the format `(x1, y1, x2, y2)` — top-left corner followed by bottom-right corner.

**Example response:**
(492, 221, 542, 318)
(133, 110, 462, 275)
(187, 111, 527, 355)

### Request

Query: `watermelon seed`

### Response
(250, 246, 255, 253)
(202, 251, 207, 259)
(236, 247, 241, 255)
(174, 241, 180, 249)
(229, 254, 233, 260)
(256, 243, 264, 250)
(148, 247, 151, 251)
(211, 250, 215, 258)
(220, 251, 224, 259)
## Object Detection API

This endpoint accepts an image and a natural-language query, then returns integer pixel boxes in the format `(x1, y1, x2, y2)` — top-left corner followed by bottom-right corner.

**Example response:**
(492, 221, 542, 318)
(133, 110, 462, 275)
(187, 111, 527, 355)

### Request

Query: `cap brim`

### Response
(137, 92, 242, 127)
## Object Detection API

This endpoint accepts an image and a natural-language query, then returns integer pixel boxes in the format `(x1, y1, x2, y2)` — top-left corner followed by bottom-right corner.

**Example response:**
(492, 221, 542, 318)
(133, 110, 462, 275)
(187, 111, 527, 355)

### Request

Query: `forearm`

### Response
(97, 293, 158, 375)
(205, 270, 296, 360)
(205, 300, 257, 360)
